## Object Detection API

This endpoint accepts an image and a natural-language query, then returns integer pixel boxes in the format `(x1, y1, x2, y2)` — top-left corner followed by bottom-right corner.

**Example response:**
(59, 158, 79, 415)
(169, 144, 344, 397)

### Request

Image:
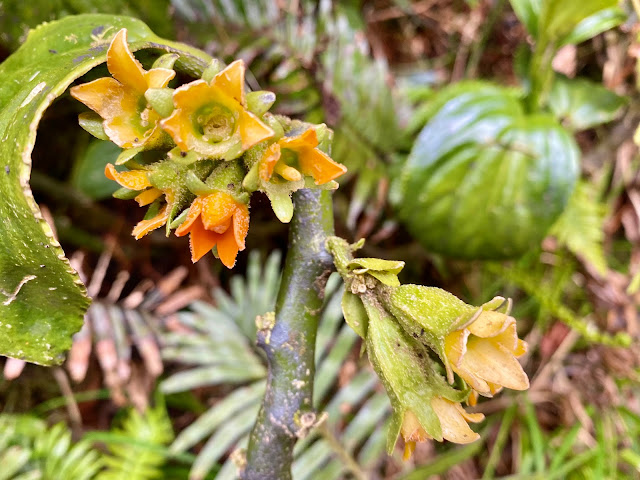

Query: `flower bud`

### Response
(363, 298, 483, 458)
(388, 285, 529, 400)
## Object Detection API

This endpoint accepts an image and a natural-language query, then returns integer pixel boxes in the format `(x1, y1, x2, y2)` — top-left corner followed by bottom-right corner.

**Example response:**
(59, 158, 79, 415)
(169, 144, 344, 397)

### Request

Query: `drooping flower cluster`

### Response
(71, 29, 346, 267)
(327, 237, 530, 459)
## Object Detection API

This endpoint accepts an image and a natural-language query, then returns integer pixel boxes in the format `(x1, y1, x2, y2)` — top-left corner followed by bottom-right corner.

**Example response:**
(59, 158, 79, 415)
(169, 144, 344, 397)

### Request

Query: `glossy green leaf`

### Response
(559, 7, 626, 46)
(510, 0, 624, 45)
(0, 0, 174, 51)
(397, 82, 579, 259)
(0, 14, 211, 364)
(549, 76, 627, 131)
(540, 0, 618, 44)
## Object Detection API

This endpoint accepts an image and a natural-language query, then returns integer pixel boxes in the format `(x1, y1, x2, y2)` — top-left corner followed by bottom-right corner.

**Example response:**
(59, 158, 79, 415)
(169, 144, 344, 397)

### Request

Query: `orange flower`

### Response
(104, 163, 172, 239)
(71, 29, 175, 148)
(160, 61, 273, 160)
(174, 192, 249, 267)
(259, 128, 346, 185)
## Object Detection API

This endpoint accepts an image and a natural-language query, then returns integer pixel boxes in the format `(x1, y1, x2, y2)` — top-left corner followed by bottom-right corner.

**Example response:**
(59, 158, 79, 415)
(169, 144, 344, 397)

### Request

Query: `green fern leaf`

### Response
(97, 402, 173, 480)
(550, 180, 608, 275)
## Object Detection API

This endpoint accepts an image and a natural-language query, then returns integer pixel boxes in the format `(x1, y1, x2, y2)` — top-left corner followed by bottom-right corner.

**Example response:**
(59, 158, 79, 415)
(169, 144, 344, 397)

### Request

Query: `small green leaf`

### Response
(396, 81, 579, 259)
(341, 291, 368, 338)
(549, 76, 627, 130)
(348, 258, 405, 275)
(115, 145, 144, 166)
(388, 285, 477, 342)
(0, 14, 211, 364)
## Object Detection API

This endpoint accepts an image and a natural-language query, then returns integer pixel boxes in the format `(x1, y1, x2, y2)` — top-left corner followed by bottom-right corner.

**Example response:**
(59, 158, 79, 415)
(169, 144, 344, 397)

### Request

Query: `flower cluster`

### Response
(327, 237, 529, 459)
(71, 29, 346, 267)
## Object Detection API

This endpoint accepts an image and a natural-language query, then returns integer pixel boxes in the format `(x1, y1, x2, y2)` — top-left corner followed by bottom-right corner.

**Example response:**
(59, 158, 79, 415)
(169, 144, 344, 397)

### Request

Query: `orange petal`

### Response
(189, 216, 220, 262)
(259, 143, 281, 182)
(160, 109, 193, 152)
(217, 228, 240, 268)
(297, 147, 347, 185)
(201, 192, 237, 231)
(160, 81, 212, 150)
(132, 205, 169, 239)
(279, 128, 318, 149)
(144, 68, 175, 89)
(73, 79, 149, 148)
(105, 164, 152, 190)
(233, 204, 249, 251)
(135, 187, 163, 206)
(175, 198, 204, 237)
(70, 77, 124, 115)
(238, 110, 274, 150)
(171, 80, 212, 111)
(107, 29, 147, 93)
(212, 60, 245, 105)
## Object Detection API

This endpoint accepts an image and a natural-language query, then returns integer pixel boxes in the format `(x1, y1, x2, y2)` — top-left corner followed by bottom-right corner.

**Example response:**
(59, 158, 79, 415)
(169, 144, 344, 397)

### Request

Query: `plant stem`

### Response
(317, 423, 368, 480)
(243, 189, 335, 480)
(526, 37, 555, 112)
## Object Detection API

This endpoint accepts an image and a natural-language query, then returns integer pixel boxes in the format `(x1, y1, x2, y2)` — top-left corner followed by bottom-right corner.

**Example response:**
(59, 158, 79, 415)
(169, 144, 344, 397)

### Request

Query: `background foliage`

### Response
(1, 0, 640, 479)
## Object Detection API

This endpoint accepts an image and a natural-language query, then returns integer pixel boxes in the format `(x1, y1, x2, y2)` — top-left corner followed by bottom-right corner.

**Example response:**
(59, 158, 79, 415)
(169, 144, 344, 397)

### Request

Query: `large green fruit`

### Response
(396, 82, 579, 259)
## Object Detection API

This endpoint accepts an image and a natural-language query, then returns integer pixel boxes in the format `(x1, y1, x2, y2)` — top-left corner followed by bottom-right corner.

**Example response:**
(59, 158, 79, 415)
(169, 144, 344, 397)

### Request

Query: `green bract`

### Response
(396, 82, 579, 259)
(0, 14, 211, 364)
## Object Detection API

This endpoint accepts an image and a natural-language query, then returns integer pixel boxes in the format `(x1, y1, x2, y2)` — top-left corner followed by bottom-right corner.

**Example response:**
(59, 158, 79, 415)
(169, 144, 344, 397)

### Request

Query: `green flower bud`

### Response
(247, 90, 276, 116)
(145, 88, 175, 118)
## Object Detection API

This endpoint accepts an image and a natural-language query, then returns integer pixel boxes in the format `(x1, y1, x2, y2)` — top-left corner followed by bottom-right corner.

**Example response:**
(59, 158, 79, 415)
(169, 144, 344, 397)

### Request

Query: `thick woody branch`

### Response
(243, 189, 335, 480)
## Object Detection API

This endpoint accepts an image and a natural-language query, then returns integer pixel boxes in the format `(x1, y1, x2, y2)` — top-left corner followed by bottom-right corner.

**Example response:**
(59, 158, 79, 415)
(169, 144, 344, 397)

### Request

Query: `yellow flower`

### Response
(174, 191, 249, 267)
(388, 286, 530, 403)
(160, 60, 274, 160)
(401, 398, 484, 459)
(71, 29, 175, 148)
(259, 128, 346, 185)
(444, 310, 529, 403)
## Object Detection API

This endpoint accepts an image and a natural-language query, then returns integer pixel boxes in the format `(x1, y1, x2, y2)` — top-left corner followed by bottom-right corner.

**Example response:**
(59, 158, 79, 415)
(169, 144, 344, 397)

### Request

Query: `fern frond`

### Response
(0, 415, 103, 480)
(550, 181, 608, 275)
(98, 402, 174, 480)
